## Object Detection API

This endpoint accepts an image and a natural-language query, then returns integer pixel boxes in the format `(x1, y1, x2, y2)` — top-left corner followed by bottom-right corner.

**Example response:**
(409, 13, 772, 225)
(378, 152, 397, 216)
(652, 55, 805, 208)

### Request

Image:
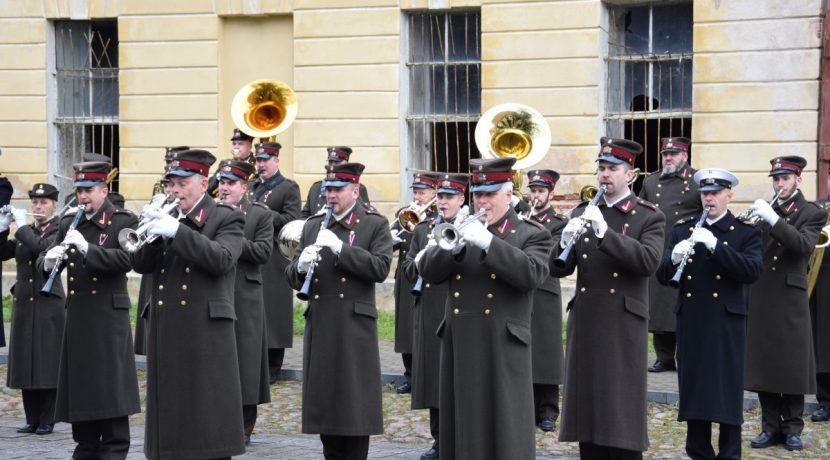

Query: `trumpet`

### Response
(737, 188, 783, 223)
(0, 204, 46, 218)
(432, 209, 488, 251)
(668, 206, 712, 288)
(392, 197, 437, 236)
(118, 196, 180, 252)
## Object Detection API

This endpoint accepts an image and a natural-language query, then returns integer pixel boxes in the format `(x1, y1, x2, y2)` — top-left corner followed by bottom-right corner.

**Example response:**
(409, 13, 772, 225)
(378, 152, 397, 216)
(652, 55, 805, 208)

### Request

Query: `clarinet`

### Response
(297, 205, 334, 301)
(410, 212, 442, 297)
(668, 206, 712, 288)
(41, 204, 86, 297)
(553, 185, 607, 268)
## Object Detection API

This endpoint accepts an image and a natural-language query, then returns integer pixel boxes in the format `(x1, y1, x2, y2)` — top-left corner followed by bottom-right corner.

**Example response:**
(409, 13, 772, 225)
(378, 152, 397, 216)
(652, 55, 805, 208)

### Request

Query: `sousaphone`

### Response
(231, 79, 298, 139)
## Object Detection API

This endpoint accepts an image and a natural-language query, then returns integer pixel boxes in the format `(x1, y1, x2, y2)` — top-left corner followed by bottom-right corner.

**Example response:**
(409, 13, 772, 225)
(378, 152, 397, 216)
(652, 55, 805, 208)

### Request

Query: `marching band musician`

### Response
(638, 137, 701, 373)
(250, 141, 302, 385)
(0, 184, 63, 435)
(40, 160, 140, 459)
(416, 157, 553, 460)
(656, 168, 762, 460)
(216, 159, 274, 446)
(811, 161, 830, 423)
(392, 172, 438, 395)
(402, 172, 469, 460)
(130, 149, 247, 459)
(744, 156, 826, 451)
(0, 168, 12, 347)
(301, 146, 371, 218)
(285, 162, 393, 459)
(208, 129, 256, 198)
(525, 169, 568, 433)
(552, 139, 664, 459)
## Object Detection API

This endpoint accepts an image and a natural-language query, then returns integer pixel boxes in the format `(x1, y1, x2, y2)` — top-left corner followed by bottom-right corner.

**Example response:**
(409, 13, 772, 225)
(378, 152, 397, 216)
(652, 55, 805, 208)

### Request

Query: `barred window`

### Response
(405, 10, 481, 176)
(605, 2, 693, 189)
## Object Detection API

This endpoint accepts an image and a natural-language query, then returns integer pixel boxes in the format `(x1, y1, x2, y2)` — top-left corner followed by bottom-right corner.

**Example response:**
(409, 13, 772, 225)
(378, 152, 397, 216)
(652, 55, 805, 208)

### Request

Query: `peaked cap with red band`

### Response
(411, 172, 439, 189)
(324, 162, 366, 187)
(597, 138, 643, 167)
(527, 169, 560, 190)
(217, 159, 256, 182)
(165, 149, 216, 178)
(74, 160, 112, 188)
(660, 137, 691, 154)
(768, 155, 807, 177)
(327, 146, 353, 163)
(470, 157, 516, 192)
(255, 142, 282, 159)
(437, 173, 469, 195)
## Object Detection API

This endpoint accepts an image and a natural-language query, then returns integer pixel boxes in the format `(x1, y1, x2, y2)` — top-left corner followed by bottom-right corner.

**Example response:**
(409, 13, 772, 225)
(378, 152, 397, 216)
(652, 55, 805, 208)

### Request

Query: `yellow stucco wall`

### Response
(0, 0, 825, 215)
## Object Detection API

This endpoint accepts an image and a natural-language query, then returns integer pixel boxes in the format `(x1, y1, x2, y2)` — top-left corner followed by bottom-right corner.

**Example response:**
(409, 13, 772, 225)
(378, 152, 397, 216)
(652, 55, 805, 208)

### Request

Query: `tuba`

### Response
(808, 203, 830, 296)
(231, 79, 298, 139)
(277, 219, 307, 260)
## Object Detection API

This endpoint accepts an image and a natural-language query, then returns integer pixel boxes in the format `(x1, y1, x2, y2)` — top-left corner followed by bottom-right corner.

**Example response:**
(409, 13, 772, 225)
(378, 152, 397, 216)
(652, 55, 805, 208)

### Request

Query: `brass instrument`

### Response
(577, 168, 643, 202)
(277, 219, 307, 260)
(736, 188, 783, 224)
(118, 196, 180, 252)
(231, 79, 298, 139)
(808, 202, 830, 296)
(432, 209, 488, 251)
(392, 197, 437, 236)
(818, 225, 830, 249)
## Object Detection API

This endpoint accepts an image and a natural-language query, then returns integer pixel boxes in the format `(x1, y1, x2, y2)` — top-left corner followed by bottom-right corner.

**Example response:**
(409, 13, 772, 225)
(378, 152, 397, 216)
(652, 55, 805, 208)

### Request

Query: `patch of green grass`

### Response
(293, 303, 396, 341)
(3, 295, 10, 323)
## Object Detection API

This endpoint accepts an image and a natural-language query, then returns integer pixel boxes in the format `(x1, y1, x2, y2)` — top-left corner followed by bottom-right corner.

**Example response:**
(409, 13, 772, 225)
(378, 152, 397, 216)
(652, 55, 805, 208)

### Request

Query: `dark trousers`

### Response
(21, 388, 56, 425)
(243, 404, 257, 437)
(578, 442, 642, 460)
(533, 383, 560, 422)
(268, 348, 285, 382)
(320, 434, 369, 460)
(402, 353, 412, 381)
(685, 420, 741, 460)
(71, 415, 130, 460)
(817, 372, 830, 405)
(757, 391, 804, 435)
(653, 331, 676, 364)
(429, 407, 439, 447)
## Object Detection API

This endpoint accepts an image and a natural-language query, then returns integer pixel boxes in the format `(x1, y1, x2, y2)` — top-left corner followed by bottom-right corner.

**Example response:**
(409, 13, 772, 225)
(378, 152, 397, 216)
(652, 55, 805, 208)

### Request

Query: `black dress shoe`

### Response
(784, 433, 803, 451)
(420, 446, 439, 460)
(648, 360, 676, 373)
(245, 434, 251, 446)
(812, 405, 830, 422)
(396, 382, 412, 394)
(16, 423, 37, 433)
(35, 424, 54, 435)
(750, 431, 779, 448)
(538, 418, 556, 432)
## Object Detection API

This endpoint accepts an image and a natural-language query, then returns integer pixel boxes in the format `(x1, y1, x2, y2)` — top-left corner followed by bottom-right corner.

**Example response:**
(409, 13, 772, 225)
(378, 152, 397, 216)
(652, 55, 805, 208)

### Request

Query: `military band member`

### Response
(0, 170, 12, 347)
(657, 168, 763, 460)
(301, 146, 371, 218)
(208, 128, 256, 197)
(552, 139, 664, 459)
(392, 172, 438, 394)
(250, 141, 302, 384)
(744, 156, 826, 451)
(40, 160, 140, 459)
(286, 162, 393, 459)
(524, 169, 568, 432)
(417, 157, 553, 460)
(217, 159, 274, 446)
(0, 184, 64, 435)
(811, 162, 830, 423)
(638, 137, 701, 372)
(131, 149, 247, 459)
(402, 172, 469, 460)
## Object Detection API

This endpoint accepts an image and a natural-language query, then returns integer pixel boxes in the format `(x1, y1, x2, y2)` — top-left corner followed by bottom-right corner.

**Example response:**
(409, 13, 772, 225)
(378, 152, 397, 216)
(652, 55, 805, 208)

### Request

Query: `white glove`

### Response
(297, 245, 320, 274)
(316, 228, 343, 255)
(560, 217, 585, 249)
(0, 213, 11, 233)
(315, 207, 327, 216)
(582, 205, 608, 239)
(63, 229, 89, 255)
(749, 198, 779, 226)
(414, 247, 428, 267)
(459, 218, 493, 251)
(671, 239, 694, 265)
(44, 245, 67, 271)
(11, 207, 27, 228)
(390, 228, 403, 245)
(63, 206, 80, 217)
(145, 210, 180, 239)
(691, 227, 717, 252)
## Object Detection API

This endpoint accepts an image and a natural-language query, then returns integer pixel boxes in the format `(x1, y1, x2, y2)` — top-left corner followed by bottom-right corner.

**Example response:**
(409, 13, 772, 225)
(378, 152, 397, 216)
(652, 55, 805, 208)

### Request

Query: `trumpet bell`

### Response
(277, 219, 306, 260)
(818, 226, 830, 248)
(433, 222, 461, 251)
(118, 228, 143, 253)
(580, 185, 598, 202)
(231, 79, 298, 139)
(474, 103, 551, 170)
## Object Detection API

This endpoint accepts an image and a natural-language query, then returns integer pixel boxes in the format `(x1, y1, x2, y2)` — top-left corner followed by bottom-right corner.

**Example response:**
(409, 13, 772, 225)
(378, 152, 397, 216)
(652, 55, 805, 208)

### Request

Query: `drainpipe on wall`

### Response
(817, 1, 830, 198)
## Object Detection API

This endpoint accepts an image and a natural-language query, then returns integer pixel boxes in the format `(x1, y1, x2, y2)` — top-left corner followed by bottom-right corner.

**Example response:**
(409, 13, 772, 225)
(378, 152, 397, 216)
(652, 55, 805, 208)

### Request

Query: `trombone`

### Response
(391, 197, 437, 237)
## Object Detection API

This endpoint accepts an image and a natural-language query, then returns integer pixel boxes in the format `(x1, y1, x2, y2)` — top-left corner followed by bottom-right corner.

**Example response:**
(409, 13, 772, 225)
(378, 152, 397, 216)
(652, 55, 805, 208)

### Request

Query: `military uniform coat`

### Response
(251, 171, 301, 349)
(811, 200, 830, 373)
(233, 199, 274, 405)
(0, 217, 65, 389)
(131, 195, 246, 459)
(746, 192, 825, 395)
(638, 165, 701, 332)
(0, 175, 12, 346)
(530, 208, 567, 385)
(551, 193, 664, 452)
(134, 274, 151, 355)
(40, 199, 141, 422)
(656, 211, 763, 425)
(419, 209, 553, 460)
(286, 202, 393, 436)
(301, 180, 370, 218)
(401, 215, 447, 409)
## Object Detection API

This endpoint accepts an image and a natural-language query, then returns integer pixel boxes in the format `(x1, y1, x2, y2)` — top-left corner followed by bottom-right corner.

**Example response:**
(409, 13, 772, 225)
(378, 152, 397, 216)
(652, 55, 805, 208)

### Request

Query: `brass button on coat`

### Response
(453, 292, 460, 298)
